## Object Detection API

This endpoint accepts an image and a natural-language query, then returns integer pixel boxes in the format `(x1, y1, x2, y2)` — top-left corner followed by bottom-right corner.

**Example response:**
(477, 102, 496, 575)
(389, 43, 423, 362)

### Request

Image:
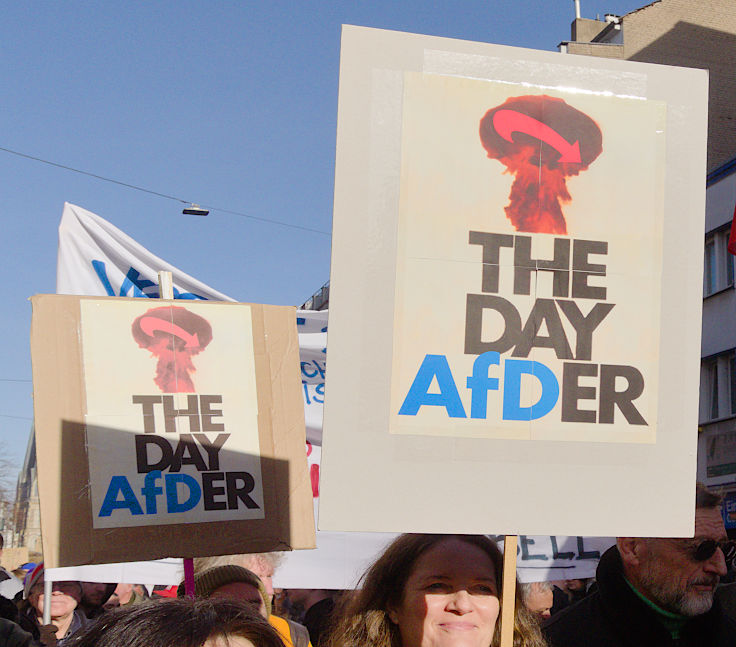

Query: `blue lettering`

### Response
(141, 470, 163, 514)
(399, 354, 467, 418)
(90, 261, 208, 301)
(165, 473, 202, 512)
(502, 360, 559, 421)
(301, 362, 318, 378)
(99, 476, 144, 517)
(92, 260, 116, 296)
(120, 267, 157, 298)
(466, 351, 501, 418)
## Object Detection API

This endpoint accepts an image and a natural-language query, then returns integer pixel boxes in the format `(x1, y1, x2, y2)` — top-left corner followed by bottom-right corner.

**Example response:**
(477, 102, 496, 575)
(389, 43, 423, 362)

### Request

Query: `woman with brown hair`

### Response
(325, 534, 546, 647)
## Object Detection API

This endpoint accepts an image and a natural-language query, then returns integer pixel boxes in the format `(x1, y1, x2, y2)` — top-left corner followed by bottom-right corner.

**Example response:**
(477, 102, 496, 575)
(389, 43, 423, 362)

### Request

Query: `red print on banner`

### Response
(132, 306, 213, 393)
(479, 95, 602, 235)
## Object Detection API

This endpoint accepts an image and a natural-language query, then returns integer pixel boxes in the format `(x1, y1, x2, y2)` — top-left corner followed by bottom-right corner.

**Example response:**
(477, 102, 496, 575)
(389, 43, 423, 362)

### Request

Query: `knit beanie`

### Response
(23, 563, 44, 600)
(177, 565, 271, 616)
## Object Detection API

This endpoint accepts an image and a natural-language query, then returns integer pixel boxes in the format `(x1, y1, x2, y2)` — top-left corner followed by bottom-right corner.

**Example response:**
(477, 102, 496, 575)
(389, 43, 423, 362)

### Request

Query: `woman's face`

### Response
(205, 637, 255, 647)
(389, 539, 500, 647)
(30, 581, 82, 620)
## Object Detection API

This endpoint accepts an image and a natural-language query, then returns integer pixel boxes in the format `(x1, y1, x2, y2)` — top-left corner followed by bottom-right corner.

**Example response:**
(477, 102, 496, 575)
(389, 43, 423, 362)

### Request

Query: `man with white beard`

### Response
(544, 483, 736, 647)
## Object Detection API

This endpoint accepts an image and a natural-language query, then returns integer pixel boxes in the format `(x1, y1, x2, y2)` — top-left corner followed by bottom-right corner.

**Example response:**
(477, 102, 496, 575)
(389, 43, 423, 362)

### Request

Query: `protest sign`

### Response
(319, 26, 708, 537)
(30, 294, 314, 568)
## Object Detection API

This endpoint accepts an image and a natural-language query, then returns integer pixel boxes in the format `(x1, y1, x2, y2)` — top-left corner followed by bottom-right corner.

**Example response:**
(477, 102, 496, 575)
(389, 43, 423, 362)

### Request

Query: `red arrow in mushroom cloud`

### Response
(132, 306, 213, 393)
(480, 95, 602, 234)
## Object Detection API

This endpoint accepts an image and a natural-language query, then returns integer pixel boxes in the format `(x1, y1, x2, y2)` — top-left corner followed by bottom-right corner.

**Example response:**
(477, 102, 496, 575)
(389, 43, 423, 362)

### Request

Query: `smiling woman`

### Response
(325, 534, 546, 647)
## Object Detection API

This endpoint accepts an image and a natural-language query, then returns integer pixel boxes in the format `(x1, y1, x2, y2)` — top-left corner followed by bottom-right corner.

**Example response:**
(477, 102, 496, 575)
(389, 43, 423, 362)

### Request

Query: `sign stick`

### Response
(500, 534, 518, 647)
(158, 271, 174, 300)
(156, 271, 196, 597)
(42, 578, 52, 625)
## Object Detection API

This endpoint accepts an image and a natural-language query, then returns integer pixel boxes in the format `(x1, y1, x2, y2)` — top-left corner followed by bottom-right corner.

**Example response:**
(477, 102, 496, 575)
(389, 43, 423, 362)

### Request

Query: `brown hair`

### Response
(65, 597, 285, 647)
(325, 534, 546, 647)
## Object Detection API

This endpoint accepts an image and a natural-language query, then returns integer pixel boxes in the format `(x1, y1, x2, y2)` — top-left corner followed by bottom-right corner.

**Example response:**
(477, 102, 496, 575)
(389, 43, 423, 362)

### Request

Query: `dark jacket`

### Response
(17, 606, 90, 646)
(543, 546, 736, 647)
(0, 619, 33, 647)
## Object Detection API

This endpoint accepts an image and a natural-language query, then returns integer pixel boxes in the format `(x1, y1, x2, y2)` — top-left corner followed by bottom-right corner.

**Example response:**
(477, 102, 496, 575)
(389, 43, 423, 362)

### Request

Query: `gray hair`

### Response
(193, 552, 284, 576)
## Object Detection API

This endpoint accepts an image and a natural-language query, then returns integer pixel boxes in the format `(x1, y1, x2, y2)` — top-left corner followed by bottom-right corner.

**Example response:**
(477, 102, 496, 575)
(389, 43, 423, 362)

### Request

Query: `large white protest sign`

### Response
(320, 26, 707, 537)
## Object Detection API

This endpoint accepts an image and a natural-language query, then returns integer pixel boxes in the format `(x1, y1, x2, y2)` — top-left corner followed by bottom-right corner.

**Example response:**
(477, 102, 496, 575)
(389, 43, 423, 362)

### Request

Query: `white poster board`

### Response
(319, 26, 708, 537)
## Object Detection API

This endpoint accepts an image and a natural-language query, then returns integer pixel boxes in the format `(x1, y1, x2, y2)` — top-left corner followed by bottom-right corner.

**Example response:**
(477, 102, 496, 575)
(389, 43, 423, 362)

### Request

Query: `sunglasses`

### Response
(690, 539, 736, 567)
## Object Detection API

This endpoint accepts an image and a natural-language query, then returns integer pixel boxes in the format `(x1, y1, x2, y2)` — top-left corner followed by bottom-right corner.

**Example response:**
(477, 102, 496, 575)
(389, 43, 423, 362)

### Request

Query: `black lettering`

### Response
(193, 433, 230, 471)
(519, 535, 547, 560)
(135, 435, 173, 473)
(169, 434, 208, 472)
(556, 301, 615, 361)
(132, 396, 161, 433)
(464, 294, 522, 355)
(550, 537, 575, 560)
(576, 537, 601, 560)
(561, 362, 598, 423)
(513, 235, 570, 298)
(162, 395, 200, 433)
(469, 231, 514, 293)
(202, 472, 227, 510)
(513, 298, 573, 359)
(571, 240, 608, 300)
(599, 364, 647, 425)
(200, 395, 225, 431)
(226, 472, 259, 509)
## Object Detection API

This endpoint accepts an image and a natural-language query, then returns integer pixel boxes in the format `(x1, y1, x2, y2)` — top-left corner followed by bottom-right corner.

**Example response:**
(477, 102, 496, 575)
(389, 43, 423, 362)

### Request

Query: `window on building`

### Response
(704, 227, 735, 296)
(709, 359, 719, 420)
(701, 350, 736, 423)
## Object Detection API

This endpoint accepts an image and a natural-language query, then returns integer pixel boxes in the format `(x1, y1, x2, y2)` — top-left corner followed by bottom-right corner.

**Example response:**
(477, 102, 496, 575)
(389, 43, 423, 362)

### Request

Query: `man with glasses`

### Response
(544, 483, 736, 646)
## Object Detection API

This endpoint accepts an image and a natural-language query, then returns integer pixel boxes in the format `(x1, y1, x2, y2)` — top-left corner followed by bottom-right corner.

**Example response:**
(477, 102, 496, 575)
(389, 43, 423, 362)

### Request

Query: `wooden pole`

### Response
(155, 271, 197, 595)
(158, 271, 174, 300)
(499, 535, 518, 647)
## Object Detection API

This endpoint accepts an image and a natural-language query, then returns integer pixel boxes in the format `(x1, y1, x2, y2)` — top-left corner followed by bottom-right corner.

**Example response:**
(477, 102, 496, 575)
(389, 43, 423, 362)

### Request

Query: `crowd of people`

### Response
(1, 483, 735, 647)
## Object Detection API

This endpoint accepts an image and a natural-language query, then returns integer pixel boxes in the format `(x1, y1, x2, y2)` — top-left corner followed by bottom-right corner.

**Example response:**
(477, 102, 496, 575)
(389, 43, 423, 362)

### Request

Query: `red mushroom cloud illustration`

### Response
(132, 306, 213, 393)
(479, 95, 602, 235)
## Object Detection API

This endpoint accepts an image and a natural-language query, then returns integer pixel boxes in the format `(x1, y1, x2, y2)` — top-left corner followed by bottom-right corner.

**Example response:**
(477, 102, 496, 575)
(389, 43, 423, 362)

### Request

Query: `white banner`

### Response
(54, 202, 609, 585)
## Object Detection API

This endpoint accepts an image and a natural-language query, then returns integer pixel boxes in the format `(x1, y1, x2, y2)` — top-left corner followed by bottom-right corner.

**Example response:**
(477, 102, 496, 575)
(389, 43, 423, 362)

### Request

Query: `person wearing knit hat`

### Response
(178, 565, 271, 618)
(191, 555, 312, 647)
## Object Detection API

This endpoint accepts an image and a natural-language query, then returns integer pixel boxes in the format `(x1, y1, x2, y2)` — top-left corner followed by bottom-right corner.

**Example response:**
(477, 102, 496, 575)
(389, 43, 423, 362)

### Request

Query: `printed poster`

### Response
(389, 74, 665, 444)
(82, 300, 264, 528)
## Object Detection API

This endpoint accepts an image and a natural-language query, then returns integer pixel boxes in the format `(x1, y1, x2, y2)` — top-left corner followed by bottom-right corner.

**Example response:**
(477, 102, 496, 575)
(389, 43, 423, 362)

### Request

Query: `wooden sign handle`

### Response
(500, 534, 518, 647)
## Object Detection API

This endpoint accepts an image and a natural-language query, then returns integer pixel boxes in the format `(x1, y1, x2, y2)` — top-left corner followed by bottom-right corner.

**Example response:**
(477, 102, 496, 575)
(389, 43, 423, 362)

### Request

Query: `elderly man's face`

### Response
(636, 507, 728, 616)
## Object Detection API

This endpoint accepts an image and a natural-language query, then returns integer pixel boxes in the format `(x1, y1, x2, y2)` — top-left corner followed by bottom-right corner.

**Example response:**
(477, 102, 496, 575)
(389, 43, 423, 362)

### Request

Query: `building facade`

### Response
(11, 430, 42, 554)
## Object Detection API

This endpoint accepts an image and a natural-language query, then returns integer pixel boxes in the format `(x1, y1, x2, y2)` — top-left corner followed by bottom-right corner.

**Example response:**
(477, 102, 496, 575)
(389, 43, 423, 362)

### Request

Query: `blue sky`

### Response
(0, 1, 648, 473)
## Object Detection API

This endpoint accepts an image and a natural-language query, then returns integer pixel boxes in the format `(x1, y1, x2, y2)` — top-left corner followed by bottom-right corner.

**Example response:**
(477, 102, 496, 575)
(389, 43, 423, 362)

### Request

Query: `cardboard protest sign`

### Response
(319, 26, 708, 537)
(30, 294, 314, 568)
